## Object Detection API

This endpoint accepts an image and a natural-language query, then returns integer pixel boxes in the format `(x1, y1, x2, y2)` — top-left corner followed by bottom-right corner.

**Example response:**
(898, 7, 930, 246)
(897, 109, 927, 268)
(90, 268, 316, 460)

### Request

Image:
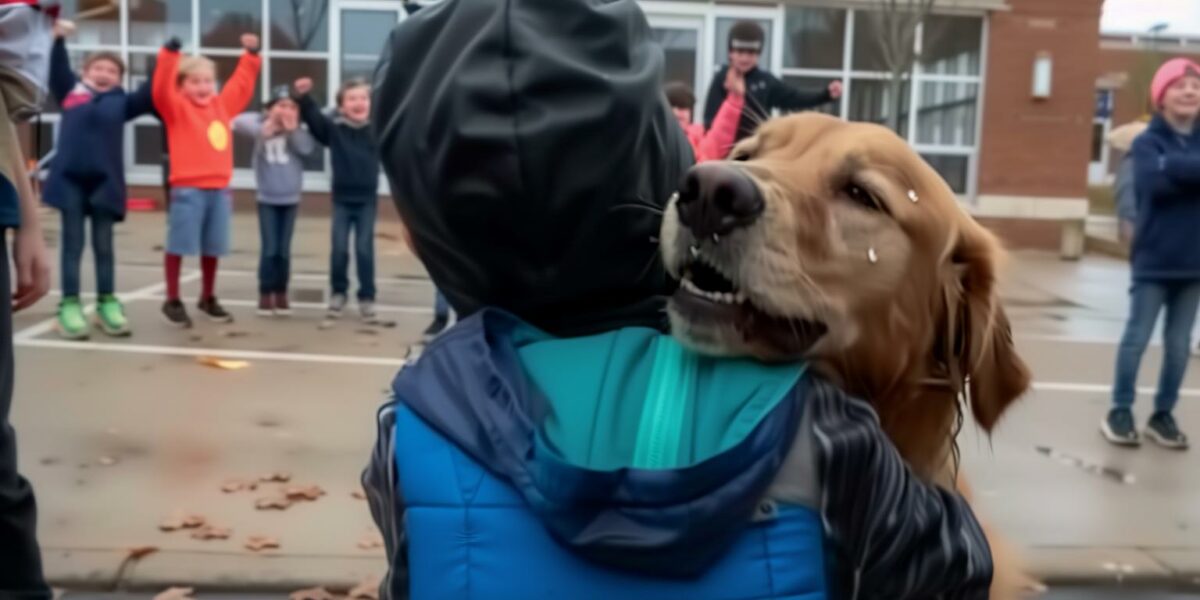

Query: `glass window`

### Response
(270, 0, 330, 52)
(127, 52, 156, 90)
(1091, 122, 1105, 162)
(920, 154, 969, 194)
(653, 27, 699, 99)
(200, 0, 263, 49)
(209, 55, 263, 112)
(233, 129, 255, 169)
(920, 16, 982, 76)
(59, 0, 119, 45)
(916, 81, 978, 146)
(852, 10, 915, 73)
(784, 7, 845, 70)
(341, 9, 399, 82)
(271, 58, 328, 106)
(134, 123, 165, 166)
(849, 78, 910, 137)
(715, 17, 772, 72)
(782, 76, 841, 116)
(130, 0, 192, 48)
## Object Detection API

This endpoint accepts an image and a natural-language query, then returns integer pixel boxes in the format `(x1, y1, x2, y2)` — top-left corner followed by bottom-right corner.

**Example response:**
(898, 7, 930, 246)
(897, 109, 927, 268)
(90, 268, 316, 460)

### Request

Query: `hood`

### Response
(391, 309, 807, 577)
(371, 0, 692, 338)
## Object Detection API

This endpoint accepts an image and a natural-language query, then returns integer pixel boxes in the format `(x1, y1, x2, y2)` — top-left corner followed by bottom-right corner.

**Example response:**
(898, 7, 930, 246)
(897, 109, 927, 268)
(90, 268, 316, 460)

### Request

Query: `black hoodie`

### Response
(371, 0, 692, 338)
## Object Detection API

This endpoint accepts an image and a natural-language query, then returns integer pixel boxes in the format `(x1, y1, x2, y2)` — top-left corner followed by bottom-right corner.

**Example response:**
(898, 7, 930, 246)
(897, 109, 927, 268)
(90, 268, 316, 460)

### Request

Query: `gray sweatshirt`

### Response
(232, 112, 316, 205)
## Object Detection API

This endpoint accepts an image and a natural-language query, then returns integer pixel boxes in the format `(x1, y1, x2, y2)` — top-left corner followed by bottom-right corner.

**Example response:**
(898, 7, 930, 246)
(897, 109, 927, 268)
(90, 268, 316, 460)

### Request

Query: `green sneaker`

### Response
(95, 295, 131, 337)
(57, 297, 90, 340)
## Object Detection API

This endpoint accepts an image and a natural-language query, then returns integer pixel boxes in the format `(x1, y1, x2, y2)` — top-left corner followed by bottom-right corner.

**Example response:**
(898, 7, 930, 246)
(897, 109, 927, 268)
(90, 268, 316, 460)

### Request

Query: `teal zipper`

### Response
(632, 338, 699, 469)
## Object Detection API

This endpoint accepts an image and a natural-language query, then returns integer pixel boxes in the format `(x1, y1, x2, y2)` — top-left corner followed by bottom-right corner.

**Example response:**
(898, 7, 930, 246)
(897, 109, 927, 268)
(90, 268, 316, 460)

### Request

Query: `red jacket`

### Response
(684, 93, 744, 162)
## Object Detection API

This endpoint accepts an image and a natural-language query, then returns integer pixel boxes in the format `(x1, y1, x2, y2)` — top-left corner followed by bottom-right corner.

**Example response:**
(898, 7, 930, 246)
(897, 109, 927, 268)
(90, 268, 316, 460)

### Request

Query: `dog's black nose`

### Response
(675, 162, 765, 240)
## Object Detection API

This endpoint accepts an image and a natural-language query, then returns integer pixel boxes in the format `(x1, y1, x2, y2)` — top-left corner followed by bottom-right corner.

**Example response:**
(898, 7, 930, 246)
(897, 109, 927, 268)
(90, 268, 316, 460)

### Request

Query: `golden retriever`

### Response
(660, 112, 1037, 598)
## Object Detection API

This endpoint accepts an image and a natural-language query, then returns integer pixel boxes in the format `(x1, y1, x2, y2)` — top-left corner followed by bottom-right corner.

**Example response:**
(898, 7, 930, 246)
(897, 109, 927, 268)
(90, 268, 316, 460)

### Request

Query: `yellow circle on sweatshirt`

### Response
(207, 121, 229, 151)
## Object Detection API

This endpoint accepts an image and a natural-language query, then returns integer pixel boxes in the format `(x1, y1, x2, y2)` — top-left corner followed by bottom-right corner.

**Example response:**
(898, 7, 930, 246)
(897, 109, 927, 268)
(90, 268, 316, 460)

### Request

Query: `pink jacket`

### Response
(684, 93, 744, 162)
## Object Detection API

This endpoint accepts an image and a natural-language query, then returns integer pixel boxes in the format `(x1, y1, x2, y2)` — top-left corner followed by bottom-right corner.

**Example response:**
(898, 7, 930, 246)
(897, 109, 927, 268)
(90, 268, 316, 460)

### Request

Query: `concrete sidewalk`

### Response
(10, 210, 1200, 594)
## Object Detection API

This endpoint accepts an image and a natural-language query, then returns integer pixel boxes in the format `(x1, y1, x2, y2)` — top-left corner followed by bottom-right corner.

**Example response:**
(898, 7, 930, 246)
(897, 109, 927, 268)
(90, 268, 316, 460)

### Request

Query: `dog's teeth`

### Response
(735, 291, 746, 304)
(721, 293, 735, 304)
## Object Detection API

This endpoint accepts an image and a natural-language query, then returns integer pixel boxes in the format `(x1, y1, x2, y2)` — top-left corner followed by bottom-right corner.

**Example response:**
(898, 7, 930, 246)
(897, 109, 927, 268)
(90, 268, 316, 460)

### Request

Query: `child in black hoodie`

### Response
(294, 77, 380, 322)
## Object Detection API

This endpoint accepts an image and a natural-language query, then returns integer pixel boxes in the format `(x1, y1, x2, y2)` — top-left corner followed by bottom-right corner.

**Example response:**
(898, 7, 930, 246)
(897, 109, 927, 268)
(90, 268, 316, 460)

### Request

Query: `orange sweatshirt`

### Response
(153, 46, 261, 189)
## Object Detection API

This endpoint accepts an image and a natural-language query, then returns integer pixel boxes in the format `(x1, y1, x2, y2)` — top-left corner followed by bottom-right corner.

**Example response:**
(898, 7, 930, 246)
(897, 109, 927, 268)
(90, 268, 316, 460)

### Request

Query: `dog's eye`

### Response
(842, 183, 886, 213)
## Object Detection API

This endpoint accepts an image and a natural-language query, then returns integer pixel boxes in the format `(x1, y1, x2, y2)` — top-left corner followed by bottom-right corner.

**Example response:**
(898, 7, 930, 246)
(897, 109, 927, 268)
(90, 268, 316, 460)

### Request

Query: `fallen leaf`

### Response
(98, 456, 118, 466)
(190, 524, 232, 540)
(355, 328, 380, 336)
(220, 329, 250, 338)
(220, 478, 258, 493)
(127, 545, 159, 560)
(289, 587, 338, 600)
(188, 334, 204, 343)
(348, 576, 382, 599)
(284, 484, 326, 501)
(260, 471, 292, 483)
(196, 356, 251, 371)
(350, 489, 367, 501)
(244, 534, 281, 552)
(158, 512, 205, 532)
(255, 495, 292, 510)
(153, 587, 195, 600)
(39, 457, 60, 466)
(356, 531, 384, 550)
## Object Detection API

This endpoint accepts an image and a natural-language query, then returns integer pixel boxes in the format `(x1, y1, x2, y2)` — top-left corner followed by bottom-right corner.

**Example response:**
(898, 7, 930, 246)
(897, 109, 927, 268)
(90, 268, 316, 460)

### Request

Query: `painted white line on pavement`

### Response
(15, 272, 202, 342)
(137, 295, 434, 315)
(115, 264, 431, 286)
(1032, 381, 1200, 398)
(15, 338, 408, 367)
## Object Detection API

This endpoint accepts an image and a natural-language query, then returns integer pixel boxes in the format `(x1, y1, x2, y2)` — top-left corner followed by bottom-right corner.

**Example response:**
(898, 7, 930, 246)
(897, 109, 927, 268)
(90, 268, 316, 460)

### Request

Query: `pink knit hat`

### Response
(1151, 58, 1200, 108)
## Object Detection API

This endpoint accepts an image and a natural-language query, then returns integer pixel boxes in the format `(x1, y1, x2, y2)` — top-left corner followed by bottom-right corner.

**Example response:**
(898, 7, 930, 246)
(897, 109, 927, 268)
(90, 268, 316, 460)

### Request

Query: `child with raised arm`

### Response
(46, 19, 154, 339)
(153, 33, 261, 328)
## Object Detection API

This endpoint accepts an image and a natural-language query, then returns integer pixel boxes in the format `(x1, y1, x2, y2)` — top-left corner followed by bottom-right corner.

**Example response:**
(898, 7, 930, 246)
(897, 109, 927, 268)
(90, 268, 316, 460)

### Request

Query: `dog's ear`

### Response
(947, 221, 1031, 431)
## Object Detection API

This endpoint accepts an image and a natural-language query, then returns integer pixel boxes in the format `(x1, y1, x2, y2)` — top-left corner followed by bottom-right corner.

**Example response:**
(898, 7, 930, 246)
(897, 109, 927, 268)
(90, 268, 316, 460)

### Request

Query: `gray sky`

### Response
(1102, 0, 1200, 36)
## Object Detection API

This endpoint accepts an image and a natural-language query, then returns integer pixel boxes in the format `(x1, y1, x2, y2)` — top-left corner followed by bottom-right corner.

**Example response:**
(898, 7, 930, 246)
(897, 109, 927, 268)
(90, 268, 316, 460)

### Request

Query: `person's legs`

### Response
(329, 202, 351, 316)
(1145, 281, 1200, 449)
(164, 187, 203, 327)
(0, 235, 50, 595)
(354, 201, 377, 303)
(90, 209, 129, 336)
(275, 205, 298, 315)
(257, 203, 278, 299)
(57, 182, 89, 339)
(197, 190, 233, 322)
(1107, 280, 1167, 445)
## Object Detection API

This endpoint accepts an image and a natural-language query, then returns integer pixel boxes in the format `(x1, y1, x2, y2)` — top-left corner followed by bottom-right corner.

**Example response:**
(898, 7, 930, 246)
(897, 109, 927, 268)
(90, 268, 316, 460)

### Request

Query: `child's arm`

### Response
(124, 75, 155, 120)
(807, 381, 993, 598)
(696, 93, 744, 162)
(287, 126, 317, 157)
(218, 34, 262, 117)
(0, 114, 51, 312)
(231, 112, 263, 139)
(152, 38, 183, 123)
(48, 24, 78, 105)
(294, 79, 333, 146)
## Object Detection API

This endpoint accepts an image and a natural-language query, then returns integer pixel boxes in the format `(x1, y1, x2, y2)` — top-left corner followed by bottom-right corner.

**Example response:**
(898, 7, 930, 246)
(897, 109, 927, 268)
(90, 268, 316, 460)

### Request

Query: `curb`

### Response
(45, 546, 1200, 593)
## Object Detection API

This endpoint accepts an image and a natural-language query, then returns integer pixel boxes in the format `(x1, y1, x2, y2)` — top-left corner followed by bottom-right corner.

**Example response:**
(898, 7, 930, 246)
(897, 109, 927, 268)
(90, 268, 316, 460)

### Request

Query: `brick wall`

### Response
(977, 0, 1103, 199)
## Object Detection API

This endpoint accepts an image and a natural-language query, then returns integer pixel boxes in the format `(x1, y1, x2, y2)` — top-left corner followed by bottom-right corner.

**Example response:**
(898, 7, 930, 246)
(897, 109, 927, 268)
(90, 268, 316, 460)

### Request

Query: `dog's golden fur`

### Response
(661, 113, 1038, 598)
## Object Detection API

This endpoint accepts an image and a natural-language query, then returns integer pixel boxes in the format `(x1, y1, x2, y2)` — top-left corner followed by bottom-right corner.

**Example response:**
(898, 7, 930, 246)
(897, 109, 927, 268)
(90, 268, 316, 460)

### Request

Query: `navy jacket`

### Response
(297, 95, 380, 203)
(704, 66, 833, 143)
(1130, 115, 1200, 280)
(44, 38, 154, 220)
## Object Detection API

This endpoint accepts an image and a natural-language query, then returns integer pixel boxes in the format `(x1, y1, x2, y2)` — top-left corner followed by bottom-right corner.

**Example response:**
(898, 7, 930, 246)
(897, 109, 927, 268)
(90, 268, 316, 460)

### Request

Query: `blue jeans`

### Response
(1113, 280, 1200, 413)
(167, 187, 232, 257)
(257, 204, 298, 294)
(330, 201, 376, 301)
(59, 180, 116, 297)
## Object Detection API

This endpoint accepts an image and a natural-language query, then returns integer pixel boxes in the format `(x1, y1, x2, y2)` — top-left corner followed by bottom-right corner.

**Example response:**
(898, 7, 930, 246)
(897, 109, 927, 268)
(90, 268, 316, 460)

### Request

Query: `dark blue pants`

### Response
(59, 180, 116, 298)
(330, 200, 377, 301)
(257, 203, 298, 294)
(0, 235, 51, 597)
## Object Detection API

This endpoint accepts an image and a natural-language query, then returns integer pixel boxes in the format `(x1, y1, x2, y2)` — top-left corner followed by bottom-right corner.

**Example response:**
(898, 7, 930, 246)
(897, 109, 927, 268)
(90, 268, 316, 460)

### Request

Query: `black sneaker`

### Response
(162, 299, 193, 329)
(1101, 408, 1140, 447)
(1146, 412, 1189, 449)
(423, 315, 449, 341)
(197, 297, 235, 323)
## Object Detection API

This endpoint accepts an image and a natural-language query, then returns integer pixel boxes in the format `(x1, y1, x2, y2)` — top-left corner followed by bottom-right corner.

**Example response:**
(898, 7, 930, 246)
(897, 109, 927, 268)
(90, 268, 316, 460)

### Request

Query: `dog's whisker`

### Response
(610, 203, 664, 216)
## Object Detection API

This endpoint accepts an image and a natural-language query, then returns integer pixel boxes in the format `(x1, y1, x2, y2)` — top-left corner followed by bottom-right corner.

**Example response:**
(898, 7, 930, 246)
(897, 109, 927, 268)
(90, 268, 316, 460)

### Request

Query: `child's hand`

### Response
(262, 116, 280, 137)
(724, 68, 746, 97)
(294, 77, 313, 96)
(241, 33, 260, 52)
(53, 19, 76, 39)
